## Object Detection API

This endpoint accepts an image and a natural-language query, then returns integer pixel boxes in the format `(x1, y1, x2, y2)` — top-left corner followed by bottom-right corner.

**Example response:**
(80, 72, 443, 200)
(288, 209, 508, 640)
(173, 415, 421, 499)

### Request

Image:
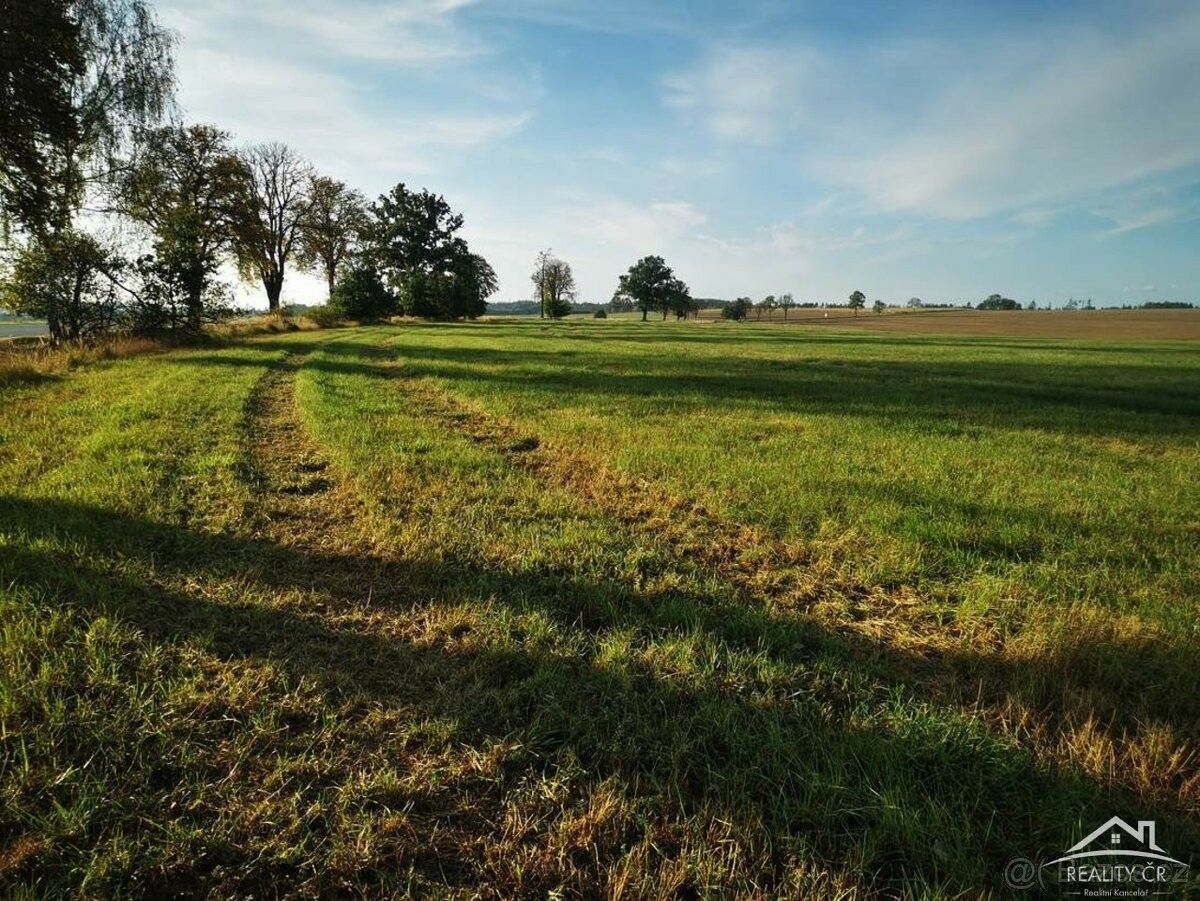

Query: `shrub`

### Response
(721, 298, 753, 321)
(304, 306, 345, 328)
(330, 267, 397, 321)
(593, 309, 608, 319)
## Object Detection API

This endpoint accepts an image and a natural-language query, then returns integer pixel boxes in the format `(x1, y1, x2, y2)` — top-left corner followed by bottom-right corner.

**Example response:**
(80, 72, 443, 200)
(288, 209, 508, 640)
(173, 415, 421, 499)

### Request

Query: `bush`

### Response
(721, 298, 753, 321)
(593, 309, 608, 319)
(304, 306, 345, 328)
(330, 267, 397, 321)
(546, 296, 572, 319)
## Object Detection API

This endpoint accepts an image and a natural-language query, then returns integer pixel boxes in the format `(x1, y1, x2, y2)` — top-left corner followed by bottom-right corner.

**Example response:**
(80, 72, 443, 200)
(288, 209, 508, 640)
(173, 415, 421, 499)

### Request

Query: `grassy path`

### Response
(2, 326, 1197, 896)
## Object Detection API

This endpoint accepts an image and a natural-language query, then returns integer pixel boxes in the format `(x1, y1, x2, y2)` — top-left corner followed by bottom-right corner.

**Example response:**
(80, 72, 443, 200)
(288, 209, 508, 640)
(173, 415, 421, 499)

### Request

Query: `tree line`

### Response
(0, 0, 498, 342)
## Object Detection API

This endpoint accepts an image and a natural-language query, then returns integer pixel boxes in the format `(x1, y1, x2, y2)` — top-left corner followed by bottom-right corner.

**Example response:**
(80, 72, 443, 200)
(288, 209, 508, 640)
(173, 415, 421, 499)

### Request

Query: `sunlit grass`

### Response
(1, 321, 1197, 896)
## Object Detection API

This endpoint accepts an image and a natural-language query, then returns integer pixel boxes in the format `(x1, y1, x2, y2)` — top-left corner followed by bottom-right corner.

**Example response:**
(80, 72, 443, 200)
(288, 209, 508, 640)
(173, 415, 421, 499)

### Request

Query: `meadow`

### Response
(1, 318, 1198, 896)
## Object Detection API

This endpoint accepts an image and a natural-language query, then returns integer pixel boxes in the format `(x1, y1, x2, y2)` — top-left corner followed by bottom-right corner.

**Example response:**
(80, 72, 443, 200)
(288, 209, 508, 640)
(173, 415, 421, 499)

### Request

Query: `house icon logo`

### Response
(1005, 816, 1191, 894)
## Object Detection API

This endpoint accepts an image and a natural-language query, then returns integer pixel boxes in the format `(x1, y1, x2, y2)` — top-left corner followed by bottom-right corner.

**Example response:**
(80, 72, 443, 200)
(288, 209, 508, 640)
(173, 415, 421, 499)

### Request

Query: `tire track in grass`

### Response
(397, 372, 1200, 814)
(400, 374, 935, 642)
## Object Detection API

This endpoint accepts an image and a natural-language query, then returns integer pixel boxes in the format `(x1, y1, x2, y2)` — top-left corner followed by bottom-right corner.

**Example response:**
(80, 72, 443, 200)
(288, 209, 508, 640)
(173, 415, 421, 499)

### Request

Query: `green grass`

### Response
(1, 320, 1197, 896)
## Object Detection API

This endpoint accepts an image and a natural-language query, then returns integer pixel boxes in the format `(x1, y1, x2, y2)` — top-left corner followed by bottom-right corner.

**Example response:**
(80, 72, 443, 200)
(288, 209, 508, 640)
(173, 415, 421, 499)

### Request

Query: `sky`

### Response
(155, 0, 1200, 308)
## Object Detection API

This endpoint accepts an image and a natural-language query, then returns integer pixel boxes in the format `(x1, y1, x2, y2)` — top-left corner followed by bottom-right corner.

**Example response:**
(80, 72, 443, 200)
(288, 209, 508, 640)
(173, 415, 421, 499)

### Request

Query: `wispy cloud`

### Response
(664, 5, 1200, 221)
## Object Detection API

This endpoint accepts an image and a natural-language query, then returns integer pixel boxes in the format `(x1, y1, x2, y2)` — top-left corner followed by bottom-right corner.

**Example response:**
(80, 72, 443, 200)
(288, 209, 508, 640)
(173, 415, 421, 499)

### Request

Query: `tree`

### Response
(848, 290, 866, 316)
(32, 0, 174, 234)
(328, 265, 395, 321)
(530, 250, 576, 319)
(907, 297, 923, 308)
(117, 124, 251, 331)
(0, 0, 82, 233)
(613, 255, 684, 321)
(721, 297, 753, 321)
(444, 248, 497, 320)
(297, 175, 367, 297)
(872, 299, 886, 314)
(0, 229, 123, 340)
(977, 293, 1021, 311)
(363, 182, 494, 320)
(666, 277, 695, 319)
(756, 295, 777, 320)
(235, 143, 313, 312)
(778, 292, 795, 318)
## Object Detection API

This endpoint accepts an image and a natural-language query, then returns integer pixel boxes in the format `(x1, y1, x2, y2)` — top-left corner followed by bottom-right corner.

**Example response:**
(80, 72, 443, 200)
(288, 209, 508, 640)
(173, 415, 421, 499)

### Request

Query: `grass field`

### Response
(690, 307, 1200, 341)
(2, 319, 1198, 896)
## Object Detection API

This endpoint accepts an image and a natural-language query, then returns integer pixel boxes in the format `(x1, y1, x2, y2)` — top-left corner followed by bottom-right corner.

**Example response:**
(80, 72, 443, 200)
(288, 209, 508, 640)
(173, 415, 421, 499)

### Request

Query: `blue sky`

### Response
(157, 0, 1200, 307)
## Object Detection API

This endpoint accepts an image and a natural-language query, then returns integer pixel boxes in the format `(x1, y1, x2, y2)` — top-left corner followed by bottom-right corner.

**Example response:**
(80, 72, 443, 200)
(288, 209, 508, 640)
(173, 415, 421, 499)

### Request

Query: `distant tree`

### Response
(721, 297, 753, 321)
(848, 290, 866, 316)
(117, 123, 251, 331)
(1027, 300, 1038, 310)
(593, 308, 607, 319)
(907, 297, 923, 308)
(872, 299, 886, 314)
(666, 278, 695, 319)
(233, 143, 313, 312)
(530, 249, 576, 319)
(298, 175, 368, 297)
(777, 292, 796, 321)
(0, 230, 124, 340)
(614, 255, 684, 321)
(329, 265, 395, 321)
(758, 295, 777, 320)
(1063, 297, 1079, 310)
(778, 292, 795, 318)
(977, 293, 1021, 311)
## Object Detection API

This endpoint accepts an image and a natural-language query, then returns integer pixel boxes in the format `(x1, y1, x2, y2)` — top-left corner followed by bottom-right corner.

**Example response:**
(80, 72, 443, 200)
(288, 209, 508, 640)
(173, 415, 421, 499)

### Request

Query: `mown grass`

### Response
(1, 320, 1197, 897)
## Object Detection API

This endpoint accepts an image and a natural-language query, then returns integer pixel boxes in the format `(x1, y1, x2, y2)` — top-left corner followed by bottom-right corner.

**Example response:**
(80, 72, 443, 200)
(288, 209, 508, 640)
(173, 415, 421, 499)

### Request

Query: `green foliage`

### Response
(545, 295, 572, 319)
(848, 290, 866, 314)
(232, 143, 313, 311)
(297, 175, 368, 295)
(0, 229, 123, 340)
(124, 253, 233, 335)
(977, 294, 1021, 311)
(118, 124, 251, 330)
(721, 297, 753, 321)
(531, 249, 577, 318)
(0, 0, 81, 233)
(614, 255, 691, 321)
(329, 266, 396, 321)
(364, 183, 495, 320)
(593, 308, 608, 319)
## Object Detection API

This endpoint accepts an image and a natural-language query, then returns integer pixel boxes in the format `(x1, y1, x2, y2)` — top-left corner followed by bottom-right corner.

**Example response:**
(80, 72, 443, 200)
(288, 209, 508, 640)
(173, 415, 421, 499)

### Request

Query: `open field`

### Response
(0, 321, 48, 340)
(694, 307, 1200, 341)
(2, 320, 1198, 896)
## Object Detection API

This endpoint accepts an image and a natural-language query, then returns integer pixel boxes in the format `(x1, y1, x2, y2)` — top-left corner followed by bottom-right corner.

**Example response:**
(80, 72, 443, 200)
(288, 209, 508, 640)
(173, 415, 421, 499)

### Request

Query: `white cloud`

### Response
(665, 6, 1200, 222)
(160, 0, 486, 65)
(663, 46, 807, 143)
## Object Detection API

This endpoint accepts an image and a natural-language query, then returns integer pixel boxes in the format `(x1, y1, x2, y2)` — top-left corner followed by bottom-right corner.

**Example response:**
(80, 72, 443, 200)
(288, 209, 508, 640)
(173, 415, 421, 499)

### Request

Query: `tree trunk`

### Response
(641, 307, 647, 321)
(264, 271, 283, 312)
(325, 264, 337, 298)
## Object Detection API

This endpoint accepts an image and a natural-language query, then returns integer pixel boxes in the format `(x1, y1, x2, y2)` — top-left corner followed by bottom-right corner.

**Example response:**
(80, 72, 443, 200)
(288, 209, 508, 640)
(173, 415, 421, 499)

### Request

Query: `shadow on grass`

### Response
(178, 332, 1200, 441)
(2, 492, 1197, 895)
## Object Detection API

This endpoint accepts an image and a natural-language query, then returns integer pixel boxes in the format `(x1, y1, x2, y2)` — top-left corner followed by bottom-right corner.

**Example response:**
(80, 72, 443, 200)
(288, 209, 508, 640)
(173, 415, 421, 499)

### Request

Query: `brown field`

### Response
(697, 307, 1200, 340)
